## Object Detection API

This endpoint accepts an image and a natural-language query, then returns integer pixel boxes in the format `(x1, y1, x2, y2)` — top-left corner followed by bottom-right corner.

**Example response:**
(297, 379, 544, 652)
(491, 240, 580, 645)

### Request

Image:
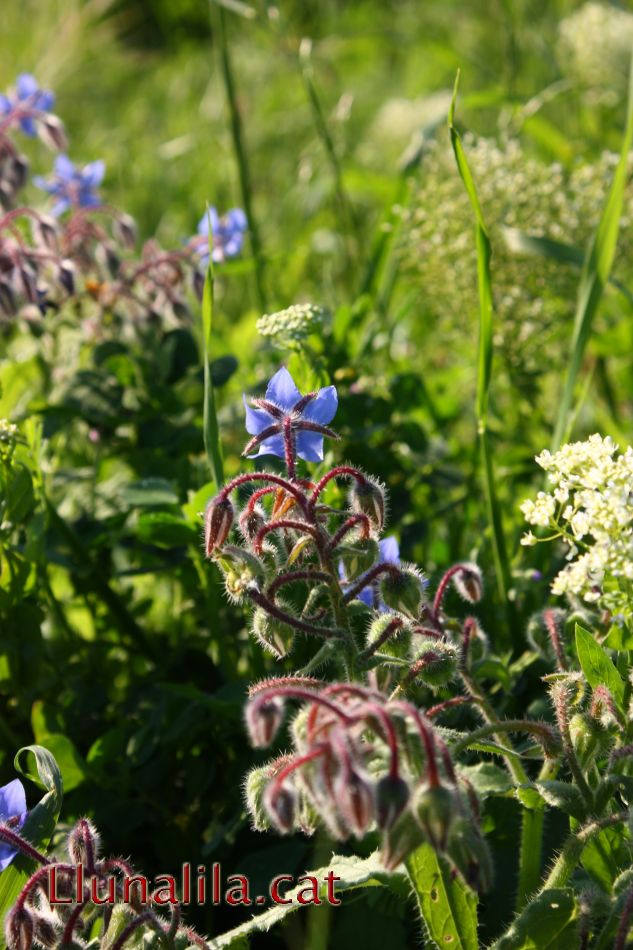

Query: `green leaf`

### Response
(204, 852, 398, 949)
(457, 762, 513, 798)
(121, 478, 179, 508)
(136, 512, 198, 548)
(574, 623, 625, 711)
(491, 888, 579, 949)
(406, 841, 478, 950)
(31, 735, 86, 793)
(552, 58, 633, 449)
(0, 746, 63, 936)
(533, 780, 586, 820)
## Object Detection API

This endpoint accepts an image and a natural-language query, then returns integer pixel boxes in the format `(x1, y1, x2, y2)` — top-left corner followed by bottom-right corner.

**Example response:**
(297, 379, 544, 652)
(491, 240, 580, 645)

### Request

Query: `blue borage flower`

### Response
(190, 207, 247, 268)
(0, 74, 55, 137)
(243, 367, 338, 462)
(0, 779, 27, 871)
(33, 155, 104, 217)
(339, 536, 401, 611)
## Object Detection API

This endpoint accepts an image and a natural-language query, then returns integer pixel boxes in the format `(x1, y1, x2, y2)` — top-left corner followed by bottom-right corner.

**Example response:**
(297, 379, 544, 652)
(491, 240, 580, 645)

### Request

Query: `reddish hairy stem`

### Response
(432, 564, 464, 618)
(270, 746, 327, 790)
(426, 696, 472, 719)
(327, 513, 372, 551)
(219, 472, 308, 513)
(253, 518, 319, 555)
(267, 569, 330, 599)
(0, 826, 49, 867)
(358, 702, 401, 779)
(110, 912, 159, 950)
(283, 417, 296, 481)
(343, 562, 402, 603)
(543, 609, 567, 671)
(360, 616, 404, 660)
(310, 466, 368, 508)
(247, 588, 338, 638)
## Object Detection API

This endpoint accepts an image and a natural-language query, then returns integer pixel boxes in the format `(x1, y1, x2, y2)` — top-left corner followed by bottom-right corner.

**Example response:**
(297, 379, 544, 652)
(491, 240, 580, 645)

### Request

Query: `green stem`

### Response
(214, 4, 267, 311)
(541, 811, 629, 891)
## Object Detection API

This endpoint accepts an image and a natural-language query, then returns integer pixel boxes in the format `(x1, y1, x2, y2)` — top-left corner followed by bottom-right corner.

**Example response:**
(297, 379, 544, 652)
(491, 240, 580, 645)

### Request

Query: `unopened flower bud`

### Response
(58, 259, 75, 296)
(32, 913, 57, 948)
(204, 497, 234, 554)
(252, 605, 295, 658)
(0, 281, 17, 316)
(38, 116, 67, 151)
(5, 905, 34, 950)
(380, 566, 424, 617)
(381, 808, 425, 870)
(335, 769, 375, 837)
(413, 784, 455, 851)
(244, 765, 273, 831)
(410, 640, 458, 688)
(239, 504, 266, 543)
(68, 817, 101, 869)
(339, 538, 379, 580)
(263, 782, 296, 833)
(349, 478, 385, 530)
(569, 712, 600, 767)
(11, 155, 29, 192)
(114, 214, 137, 250)
(365, 613, 411, 658)
(447, 817, 494, 893)
(375, 774, 410, 831)
(452, 563, 483, 603)
(36, 215, 57, 251)
(245, 696, 285, 748)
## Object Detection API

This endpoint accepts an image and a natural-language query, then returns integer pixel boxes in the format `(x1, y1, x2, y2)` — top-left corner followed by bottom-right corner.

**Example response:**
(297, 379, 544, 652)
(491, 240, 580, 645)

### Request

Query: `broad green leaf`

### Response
(204, 852, 398, 949)
(457, 762, 513, 798)
(0, 747, 63, 940)
(533, 780, 586, 820)
(406, 841, 478, 950)
(574, 624, 625, 711)
(491, 888, 579, 949)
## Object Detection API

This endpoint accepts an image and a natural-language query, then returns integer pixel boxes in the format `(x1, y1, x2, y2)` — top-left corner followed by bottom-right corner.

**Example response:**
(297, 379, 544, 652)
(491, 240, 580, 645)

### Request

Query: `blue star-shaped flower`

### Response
(0, 779, 27, 871)
(33, 154, 104, 217)
(243, 367, 338, 462)
(190, 207, 247, 268)
(0, 74, 55, 137)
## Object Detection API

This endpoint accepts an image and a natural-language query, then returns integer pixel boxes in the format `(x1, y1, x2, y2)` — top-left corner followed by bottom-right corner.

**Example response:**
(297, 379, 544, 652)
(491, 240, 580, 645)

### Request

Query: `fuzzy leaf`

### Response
(406, 842, 478, 950)
(575, 624, 625, 711)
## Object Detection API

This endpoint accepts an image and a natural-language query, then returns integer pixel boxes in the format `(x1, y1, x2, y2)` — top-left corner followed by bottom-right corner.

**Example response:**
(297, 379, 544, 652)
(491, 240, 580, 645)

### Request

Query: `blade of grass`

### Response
(212, 1, 267, 312)
(447, 73, 512, 625)
(551, 57, 633, 450)
(202, 212, 225, 488)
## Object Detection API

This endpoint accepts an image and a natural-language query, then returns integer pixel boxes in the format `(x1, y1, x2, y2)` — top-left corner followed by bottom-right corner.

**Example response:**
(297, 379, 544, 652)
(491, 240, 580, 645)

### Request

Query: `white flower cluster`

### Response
(400, 134, 633, 383)
(521, 434, 633, 616)
(256, 303, 328, 346)
(558, 2, 633, 100)
(0, 419, 18, 445)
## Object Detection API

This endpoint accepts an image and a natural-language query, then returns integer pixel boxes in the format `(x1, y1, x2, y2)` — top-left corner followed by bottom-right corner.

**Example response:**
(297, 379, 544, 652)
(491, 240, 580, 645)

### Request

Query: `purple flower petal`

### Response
(265, 367, 302, 412)
(379, 536, 400, 564)
(0, 94, 11, 115)
(0, 779, 26, 821)
(16, 74, 39, 99)
(54, 154, 76, 180)
(82, 160, 105, 187)
(302, 385, 338, 425)
(296, 430, 324, 462)
(243, 394, 272, 436)
(249, 434, 285, 460)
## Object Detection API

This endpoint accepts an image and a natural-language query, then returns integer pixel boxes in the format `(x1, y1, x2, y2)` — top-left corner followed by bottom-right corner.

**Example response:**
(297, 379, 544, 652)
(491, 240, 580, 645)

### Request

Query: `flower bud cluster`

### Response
(1, 816, 205, 950)
(243, 680, 489, 885)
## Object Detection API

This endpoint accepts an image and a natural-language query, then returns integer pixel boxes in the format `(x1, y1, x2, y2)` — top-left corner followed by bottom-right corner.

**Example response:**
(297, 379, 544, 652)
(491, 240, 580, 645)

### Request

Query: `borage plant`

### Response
(200, 367, 633, 948)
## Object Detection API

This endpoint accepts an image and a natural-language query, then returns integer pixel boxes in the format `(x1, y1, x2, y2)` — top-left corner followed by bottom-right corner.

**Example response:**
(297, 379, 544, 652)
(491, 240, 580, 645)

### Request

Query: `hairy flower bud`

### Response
(380, 566, 424, 617)
(204, 497, 234, 554)
(245, 696, 285, 748)
(335, 769, 375, 837)
(252, 606, 295, 658)
(447, 817, 494, 893)
(365, 613, 411, 658)
(375, 774, 410, 831)
(239, 504, 266, 543)
(349, 478, 385, 530)
(410, 640, 458, 688)
(339, 537, 379, 580)
(5, 906, 34, 950)
(58, 259, 75, 296)
(381, 808, 425, 870)
(413, 784, 455, 850)
(114, 214, 137, 250)
(68, 817, 101, 870)
(31, 913, 57, 948)
(263, 782, 296, 833)
(38, 115, 67, 151)
(452, 563, 483, 603)
(569, 712, 600, 767)
(244, 765, 274, 831)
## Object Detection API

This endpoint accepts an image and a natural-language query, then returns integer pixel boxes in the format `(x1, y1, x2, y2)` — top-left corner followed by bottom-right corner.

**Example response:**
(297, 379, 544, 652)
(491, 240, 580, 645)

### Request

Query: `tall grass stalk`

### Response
(213, 1, 268, 312)
(551, 58, 633, 450)
(202, 217, 225, 488)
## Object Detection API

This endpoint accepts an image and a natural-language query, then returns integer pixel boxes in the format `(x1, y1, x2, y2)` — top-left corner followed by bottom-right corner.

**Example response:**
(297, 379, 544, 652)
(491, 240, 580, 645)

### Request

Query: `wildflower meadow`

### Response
(2, 1, 633, 947)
